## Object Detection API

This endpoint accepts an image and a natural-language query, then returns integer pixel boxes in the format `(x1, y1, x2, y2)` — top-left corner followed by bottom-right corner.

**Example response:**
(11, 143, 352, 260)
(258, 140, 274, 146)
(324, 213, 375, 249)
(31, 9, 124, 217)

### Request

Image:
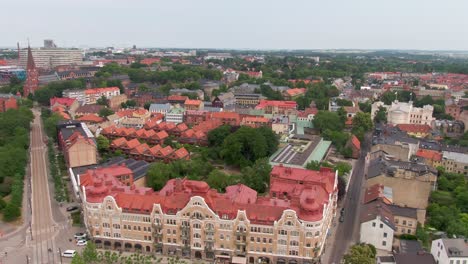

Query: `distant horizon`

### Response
(1, 0, 467, 51)
(2, 45, 468, 53)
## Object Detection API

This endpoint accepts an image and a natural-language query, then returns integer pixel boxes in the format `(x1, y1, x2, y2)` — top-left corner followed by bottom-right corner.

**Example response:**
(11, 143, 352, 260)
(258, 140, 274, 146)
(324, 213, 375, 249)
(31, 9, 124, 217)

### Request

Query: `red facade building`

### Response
(23, 46, 39, 97)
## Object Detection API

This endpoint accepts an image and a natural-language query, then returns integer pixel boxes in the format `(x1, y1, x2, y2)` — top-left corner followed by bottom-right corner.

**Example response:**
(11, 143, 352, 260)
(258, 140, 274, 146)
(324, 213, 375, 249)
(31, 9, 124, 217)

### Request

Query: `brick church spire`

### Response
(23, 45, 39, 97)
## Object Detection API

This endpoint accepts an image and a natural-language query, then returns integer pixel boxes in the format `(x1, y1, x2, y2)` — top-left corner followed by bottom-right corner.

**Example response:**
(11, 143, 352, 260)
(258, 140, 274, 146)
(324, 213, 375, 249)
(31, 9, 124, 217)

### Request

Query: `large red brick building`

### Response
(23, 46, 39, 97)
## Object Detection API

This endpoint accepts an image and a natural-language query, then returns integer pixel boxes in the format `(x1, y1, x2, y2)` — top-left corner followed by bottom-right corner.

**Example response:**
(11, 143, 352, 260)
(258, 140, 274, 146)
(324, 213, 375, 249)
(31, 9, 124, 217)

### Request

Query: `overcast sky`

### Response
(2, 0, 467, 50)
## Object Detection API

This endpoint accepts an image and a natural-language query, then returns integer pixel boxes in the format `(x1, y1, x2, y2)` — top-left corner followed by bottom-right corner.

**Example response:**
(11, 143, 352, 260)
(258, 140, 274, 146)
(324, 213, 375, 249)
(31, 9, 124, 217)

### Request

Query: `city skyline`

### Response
(2, 0, 468, 50)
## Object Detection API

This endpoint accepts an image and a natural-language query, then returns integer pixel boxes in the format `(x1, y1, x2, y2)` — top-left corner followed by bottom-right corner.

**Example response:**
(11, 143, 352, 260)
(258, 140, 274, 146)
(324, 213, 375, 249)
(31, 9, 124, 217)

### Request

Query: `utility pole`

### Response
(26, 255, 29, 264)
(58, 248, 63, 264)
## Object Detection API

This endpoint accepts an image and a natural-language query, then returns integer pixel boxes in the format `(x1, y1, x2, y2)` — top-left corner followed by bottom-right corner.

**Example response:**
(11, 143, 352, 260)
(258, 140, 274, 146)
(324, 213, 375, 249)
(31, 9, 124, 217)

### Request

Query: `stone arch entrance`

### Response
(114, 242, 122, 250)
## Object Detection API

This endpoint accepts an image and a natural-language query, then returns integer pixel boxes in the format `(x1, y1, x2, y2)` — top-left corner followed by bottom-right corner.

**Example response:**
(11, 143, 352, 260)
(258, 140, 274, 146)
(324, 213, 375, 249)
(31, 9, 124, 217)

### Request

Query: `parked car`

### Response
(76, 240, 87, 246)
(62, 250, 76, 258)
(74, 232, 87, 240)
(340, 208, 345, 215)
(339, 215, 345, 223)
(66, 206, 79, 212)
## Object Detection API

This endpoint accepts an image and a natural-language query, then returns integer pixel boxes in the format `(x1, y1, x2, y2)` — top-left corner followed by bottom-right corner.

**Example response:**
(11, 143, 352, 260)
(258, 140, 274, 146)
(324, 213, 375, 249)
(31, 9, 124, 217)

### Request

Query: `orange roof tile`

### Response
(184, 99, 202, 106)
(416, 149, 442, 161)
(77, 114, 105, 123)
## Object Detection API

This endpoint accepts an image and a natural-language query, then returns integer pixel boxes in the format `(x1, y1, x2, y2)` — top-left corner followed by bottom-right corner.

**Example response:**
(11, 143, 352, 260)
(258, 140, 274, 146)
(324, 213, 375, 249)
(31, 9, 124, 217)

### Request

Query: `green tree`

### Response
(206, 169, 231, 191)
(98, 108, 115, 118)
(352, 112, 373, 141)
(358, 101, 372, 113)
(221, 127, 268, 167)
(313, 111, 344, 132)
(343, 243, 376, 264)
(241, 158, 272, 193)
(146, 163, 171, 190)
(335, 161, 352, 177)
(71, 253, 86, 264)
(82, 242, 99, 263)
(208, 125, 232, 147)
(44, 112, 64, 140)
(306, 161, 321, 171)
(96, 95, 109, 106)
(374, 106, 387, 124)
(96, 135, 110, 154)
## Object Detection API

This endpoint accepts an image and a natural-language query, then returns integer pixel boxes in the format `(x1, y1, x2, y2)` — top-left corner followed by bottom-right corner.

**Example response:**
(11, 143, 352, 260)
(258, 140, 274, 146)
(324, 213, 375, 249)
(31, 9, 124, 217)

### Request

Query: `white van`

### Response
(62, 250, 76, 258)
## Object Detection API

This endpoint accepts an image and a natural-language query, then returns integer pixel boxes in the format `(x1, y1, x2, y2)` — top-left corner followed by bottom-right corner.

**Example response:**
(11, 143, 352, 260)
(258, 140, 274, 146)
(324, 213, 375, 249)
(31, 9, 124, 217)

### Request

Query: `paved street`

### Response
(30, 109, 58, 264)
(322, 133, 372, 264)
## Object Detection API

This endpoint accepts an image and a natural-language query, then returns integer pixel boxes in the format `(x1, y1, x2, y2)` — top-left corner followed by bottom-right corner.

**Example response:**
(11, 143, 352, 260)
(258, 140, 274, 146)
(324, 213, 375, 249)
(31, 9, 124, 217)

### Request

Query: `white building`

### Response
(63, 89, 86, 104)
(371, 101, 434, 125)
(149, 103, 172, 115)
(19, 48, 83, 69)
(165, 107, 184, 124)
(431, 238, 468, 264)
(360, 201, 395, 251)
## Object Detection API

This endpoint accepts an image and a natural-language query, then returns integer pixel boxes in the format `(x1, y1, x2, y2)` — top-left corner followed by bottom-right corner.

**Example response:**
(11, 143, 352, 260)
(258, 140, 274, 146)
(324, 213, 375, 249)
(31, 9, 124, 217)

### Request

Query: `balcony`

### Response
(205, 228, 215, 235)
(181, 225, 190, 231)
(204, 236, 214, 242)
(235, 240, 247, 245)
(205, 245, 214, 252)
(152, 231, 163, 238)
(235, 230, 247, 236)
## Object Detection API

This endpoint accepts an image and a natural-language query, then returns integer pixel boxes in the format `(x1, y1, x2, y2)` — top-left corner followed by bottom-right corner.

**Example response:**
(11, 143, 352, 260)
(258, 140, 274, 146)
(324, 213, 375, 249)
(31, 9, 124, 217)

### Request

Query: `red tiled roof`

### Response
(175, 123, 188, 132)
(148, 145, 162, 155)
(153, 130, 169, 140)
(298, 107, 318, 118)
(285, 88, 306, 97)
(351, 135, 361, 150)
(111, 137, 127, 147)
(77, 114, 105, 123)
(343, 106, 360, 114)
(130, 143, 150, 155)
(397, 124, 432, 134)
(184, 99, 202, 106)
(243, 116, 270, 123)
(140, 58, 161, 65)
(85, 87, 120, 95)
(50, 97, 76, 107)
(172, 147, 189, 159)
(364, 184, 392, 204)
(158, 146, 174, 157)
(255, 100, 297, 110)
(211, 112, 240, 120)
(124, 139, 141, 149)
(58, 111, 71, 120)
(82, 164, 337, 223)
(416, 149, 442, 161)
(168, 95, 188, 101)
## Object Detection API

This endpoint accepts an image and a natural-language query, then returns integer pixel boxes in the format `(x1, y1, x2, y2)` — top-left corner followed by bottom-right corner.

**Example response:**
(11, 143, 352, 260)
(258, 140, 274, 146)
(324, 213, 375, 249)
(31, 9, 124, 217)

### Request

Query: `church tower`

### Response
(23, 45, 39, 97)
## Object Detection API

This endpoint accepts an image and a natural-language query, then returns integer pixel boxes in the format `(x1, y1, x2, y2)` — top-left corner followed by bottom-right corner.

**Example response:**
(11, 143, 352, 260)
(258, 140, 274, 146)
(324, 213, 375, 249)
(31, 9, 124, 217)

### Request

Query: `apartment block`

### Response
(81, 165, 338, 264)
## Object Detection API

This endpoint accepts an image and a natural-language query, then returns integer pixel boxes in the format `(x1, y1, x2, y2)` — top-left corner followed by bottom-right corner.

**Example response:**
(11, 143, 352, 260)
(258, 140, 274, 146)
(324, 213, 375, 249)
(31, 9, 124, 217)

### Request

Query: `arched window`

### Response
(193, 233, 201, 238)
(290, 240, 299, 246)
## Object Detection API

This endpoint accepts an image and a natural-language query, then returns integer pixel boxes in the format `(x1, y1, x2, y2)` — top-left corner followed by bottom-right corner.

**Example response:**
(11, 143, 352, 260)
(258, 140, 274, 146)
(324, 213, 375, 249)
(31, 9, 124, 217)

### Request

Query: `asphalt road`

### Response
(326, 133, 372, 264)
(30, 109, 58, 264)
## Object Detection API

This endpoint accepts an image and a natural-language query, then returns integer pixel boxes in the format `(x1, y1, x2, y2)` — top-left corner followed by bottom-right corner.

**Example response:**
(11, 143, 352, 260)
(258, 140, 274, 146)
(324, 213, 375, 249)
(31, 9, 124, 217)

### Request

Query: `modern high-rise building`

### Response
(18, 48, 83, 69)
(44, 39, 57, 48)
